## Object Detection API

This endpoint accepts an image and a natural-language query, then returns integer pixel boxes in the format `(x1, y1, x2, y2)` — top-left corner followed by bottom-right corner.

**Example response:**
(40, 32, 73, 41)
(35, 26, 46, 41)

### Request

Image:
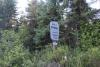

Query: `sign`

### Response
(50, 21, 59, 42)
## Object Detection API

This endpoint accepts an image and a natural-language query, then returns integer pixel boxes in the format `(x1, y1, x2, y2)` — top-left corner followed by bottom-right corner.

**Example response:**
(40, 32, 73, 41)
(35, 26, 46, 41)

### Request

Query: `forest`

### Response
(0, 0, 100, 67)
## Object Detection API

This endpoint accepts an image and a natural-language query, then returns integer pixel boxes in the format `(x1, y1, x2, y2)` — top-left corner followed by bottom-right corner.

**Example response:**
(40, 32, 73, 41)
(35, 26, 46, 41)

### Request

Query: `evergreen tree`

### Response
(26, 0, 61, 50)
(64, 0, 100, 48)
(0, 0, 16, 24)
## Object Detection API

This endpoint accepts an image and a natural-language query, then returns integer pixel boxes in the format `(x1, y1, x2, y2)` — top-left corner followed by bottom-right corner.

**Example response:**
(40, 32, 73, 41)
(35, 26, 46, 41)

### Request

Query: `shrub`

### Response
(0, 30, 34, 67)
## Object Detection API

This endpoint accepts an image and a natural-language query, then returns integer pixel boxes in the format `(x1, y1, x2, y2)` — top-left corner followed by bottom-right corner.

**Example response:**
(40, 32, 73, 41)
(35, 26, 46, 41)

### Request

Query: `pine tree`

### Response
(65, 0, 90, 48)
(64, 0, 100, 48)
(25, 0, 61, 50)
(0, 0, 16, 25)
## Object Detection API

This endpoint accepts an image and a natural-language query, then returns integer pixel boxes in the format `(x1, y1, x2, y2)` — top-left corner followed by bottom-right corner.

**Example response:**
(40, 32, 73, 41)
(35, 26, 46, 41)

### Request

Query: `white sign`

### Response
(50, 21, 59, 41)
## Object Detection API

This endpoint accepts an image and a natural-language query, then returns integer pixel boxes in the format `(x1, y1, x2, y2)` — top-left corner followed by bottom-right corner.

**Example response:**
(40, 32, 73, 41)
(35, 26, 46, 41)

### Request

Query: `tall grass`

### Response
(30, 45, 100, 67)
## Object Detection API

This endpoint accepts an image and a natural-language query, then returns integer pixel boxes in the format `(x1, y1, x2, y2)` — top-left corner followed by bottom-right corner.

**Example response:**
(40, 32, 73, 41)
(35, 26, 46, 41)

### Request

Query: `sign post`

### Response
(50, 20, 59, 49)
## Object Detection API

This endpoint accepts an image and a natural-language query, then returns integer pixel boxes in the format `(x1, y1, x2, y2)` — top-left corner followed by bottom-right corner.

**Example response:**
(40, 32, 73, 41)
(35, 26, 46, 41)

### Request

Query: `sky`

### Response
(16, 0, 100, 17)
(16, 0, 29, 17)
(87, 0, 100, 9)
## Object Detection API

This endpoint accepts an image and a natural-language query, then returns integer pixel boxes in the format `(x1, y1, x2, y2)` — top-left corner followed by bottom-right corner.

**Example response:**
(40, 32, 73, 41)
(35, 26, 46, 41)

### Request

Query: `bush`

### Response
(80, 22, 100, 50)
(0, 29, 100, 67)
(0, 30, 34, 67)
(67, 47, 100, 67)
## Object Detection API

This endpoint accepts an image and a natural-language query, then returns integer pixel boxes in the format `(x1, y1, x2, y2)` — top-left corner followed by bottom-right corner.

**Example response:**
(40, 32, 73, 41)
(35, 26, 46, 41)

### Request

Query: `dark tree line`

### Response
(0, 0, 16, 28)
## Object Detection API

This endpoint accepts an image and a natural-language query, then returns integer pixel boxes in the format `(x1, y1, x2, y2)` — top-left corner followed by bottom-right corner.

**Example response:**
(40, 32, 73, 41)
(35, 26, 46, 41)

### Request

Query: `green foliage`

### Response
(0, 29, 34, 67)
(33, 27, 49, 44)
(0, 0, 16, 22)
(0, 30, 100, 67)
(33, 2, 50, 45)
(29, 45, 69, 67)
(18, 25, 30, 43)
(42, 46, 68, 62)
(73, 47, 100, 67)
(0, 0, 100, 67)
(26, 0, 61, 48)
(80, 22, 100, 50)
(18, 24, 35, 51)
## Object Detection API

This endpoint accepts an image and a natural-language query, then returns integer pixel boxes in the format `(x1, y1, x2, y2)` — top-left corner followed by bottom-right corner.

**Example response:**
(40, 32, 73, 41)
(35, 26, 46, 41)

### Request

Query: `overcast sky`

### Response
(16, 0, 29, 17)
(87, 0, 100, 9)
(16, 0, 100, 17)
